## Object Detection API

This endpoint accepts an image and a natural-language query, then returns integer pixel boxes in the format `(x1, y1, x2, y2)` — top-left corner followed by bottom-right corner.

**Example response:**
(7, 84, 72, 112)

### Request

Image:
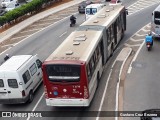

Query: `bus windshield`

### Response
(86, 8, 97, 15)
(154, 11, 160, 25)
(46, 64, 81, 82)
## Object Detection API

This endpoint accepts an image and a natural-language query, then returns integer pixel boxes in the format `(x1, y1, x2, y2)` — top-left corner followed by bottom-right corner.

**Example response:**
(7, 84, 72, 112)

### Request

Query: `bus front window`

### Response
(154, 11, 160, 25)
(46, 65, 80, 82)
(86, 8, 91, 15)
(92, 8, 97, 15)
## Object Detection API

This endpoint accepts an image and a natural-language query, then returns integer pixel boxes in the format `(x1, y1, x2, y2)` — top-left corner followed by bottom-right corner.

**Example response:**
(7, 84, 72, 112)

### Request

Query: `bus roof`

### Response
(46, 30, 102, 62)
(81, 5, 124, 27)
(154, 4, 160, 12)
(45, 5, 125, 64)
(86, 3, 104, 9)
(0, 55, 32, 71)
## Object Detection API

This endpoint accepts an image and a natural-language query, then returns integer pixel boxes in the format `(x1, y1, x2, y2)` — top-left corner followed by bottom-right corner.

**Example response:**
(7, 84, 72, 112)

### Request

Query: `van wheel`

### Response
(28, 91, 34, 103)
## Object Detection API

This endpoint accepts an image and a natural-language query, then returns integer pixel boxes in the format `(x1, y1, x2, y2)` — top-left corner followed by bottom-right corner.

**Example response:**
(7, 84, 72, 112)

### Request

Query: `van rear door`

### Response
(7, 78, 22, 99)
(0, 78, 8, 99)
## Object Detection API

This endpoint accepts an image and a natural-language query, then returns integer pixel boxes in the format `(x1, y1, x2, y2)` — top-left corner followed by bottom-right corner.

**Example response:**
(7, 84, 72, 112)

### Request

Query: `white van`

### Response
(0, 55, 43, 104)
(85, 4, 104, 20)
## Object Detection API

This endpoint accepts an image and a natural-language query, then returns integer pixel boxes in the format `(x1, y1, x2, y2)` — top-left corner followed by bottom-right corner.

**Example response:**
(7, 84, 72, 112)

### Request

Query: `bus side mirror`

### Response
(152, 13, 153, 16)
(125, 9, 128, 15)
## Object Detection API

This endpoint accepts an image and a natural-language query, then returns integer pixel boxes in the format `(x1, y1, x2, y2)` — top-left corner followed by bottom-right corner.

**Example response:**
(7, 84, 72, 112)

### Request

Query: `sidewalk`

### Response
(0, 0, 84, 43)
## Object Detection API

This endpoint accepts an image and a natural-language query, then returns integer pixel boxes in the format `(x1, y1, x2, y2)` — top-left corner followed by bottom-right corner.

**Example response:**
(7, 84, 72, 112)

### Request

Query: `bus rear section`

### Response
(151, 5, 160, 39)
(42, 61, 90, 106)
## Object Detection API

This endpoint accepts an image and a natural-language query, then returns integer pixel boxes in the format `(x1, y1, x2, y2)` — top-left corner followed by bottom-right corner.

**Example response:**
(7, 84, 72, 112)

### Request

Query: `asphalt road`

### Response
(0, 0, 158, 120)
(123, 3, 160, 120)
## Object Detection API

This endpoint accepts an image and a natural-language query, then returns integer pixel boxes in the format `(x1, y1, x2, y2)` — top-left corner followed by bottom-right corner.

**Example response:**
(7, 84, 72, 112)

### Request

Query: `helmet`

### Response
(148, 32, 152, 36)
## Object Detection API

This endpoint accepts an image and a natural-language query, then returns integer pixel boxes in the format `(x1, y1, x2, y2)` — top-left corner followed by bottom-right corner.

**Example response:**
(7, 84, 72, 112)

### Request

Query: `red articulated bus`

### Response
(42, 5, 127, 107)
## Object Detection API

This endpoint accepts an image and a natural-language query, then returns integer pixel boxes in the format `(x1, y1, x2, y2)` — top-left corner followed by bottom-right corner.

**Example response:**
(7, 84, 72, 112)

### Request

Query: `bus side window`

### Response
(87, 65, 91, 81)
(107, 27, 111, 44)
(111, 24, 114, 40)
(92, 8, 97, 14)
(86, 8, 90, 15)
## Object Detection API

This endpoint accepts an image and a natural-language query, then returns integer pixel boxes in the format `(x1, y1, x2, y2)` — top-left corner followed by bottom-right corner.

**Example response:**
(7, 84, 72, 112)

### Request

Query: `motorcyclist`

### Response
(70, 15, 76, 25)
(145, 32, 153, 46)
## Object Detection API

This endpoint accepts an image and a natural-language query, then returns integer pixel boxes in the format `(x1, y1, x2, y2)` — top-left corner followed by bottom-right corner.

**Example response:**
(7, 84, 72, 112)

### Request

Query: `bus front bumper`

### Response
(46, 98, 90, 107)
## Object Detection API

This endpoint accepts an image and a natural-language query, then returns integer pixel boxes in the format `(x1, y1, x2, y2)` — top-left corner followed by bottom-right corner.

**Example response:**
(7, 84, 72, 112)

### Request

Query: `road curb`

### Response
(115, 47, 132, 120)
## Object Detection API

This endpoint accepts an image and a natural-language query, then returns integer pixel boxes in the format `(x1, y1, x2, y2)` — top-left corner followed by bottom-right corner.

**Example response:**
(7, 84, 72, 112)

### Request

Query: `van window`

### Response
(0, 79, 4, 87)
(22, 70, 31, 84)
(29, 63, 37, 76)
(8, 79, 18, 88)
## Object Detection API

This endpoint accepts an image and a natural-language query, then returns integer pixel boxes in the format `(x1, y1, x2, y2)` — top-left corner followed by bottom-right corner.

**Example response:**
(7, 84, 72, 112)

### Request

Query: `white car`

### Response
(109, 0, 122, 6)
(25, 0, 32, 3)
(5, 2, 20, 12)
(1, 0, 17, 8)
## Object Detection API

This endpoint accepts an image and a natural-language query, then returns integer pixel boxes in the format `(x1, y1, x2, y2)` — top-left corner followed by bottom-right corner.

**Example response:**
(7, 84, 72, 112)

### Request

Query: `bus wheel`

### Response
(28, 91, 34, 103)
(96, 72, 100, 89)
(121, 29, 124, 40)
(110, 44, 114, 57)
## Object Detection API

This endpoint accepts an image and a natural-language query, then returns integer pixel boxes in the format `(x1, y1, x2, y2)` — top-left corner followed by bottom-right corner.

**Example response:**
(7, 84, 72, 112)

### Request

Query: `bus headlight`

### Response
(53, 91, 58, 96)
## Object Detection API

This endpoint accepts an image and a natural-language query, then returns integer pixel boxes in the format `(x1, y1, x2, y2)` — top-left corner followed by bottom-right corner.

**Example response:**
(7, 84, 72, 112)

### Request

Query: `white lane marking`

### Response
(31, 23, 51, 27)
(124, 43, 142, 47)
(127, 0, 160, 15)
(96, 59, 116, 120)
(132, 41, 145, 62)
(1, 44, 14, 48)
(135, 33, 147, 37)
(59, 31, 67, 37)
(11, 35, 29, 40)
(40, 18, 58, 21)
(127, 66, 132, 74)
(20, 28, 41, 33)
(26, 92, 45, 120)
(130, 37, 144, 42)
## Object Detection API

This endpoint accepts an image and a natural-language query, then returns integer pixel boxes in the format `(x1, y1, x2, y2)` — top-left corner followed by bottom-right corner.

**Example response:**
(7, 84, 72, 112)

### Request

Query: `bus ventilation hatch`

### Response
(74, 34, 87, 41)
(97, 14, 106, 18)
(65, 50, 73, 55)
(73, 41, 80, 45)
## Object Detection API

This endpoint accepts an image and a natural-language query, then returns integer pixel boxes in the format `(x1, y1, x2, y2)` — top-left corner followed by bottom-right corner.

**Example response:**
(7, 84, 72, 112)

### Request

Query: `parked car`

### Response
(0, 9, 7, 16)
(78, 1, 92, 14)
(109, 0, 122, 6)
(1, 0, 17, 8)
(0, 55, 43, 104)
(25, 0, 32, 3)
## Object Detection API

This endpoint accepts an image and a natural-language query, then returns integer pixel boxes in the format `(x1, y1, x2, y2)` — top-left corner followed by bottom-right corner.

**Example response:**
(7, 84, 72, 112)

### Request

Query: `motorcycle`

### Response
(70, 19, 76, 27)
(146, 42, 152, 51)
(145, 34, 153, 51)
(70, 17, 76, 27)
